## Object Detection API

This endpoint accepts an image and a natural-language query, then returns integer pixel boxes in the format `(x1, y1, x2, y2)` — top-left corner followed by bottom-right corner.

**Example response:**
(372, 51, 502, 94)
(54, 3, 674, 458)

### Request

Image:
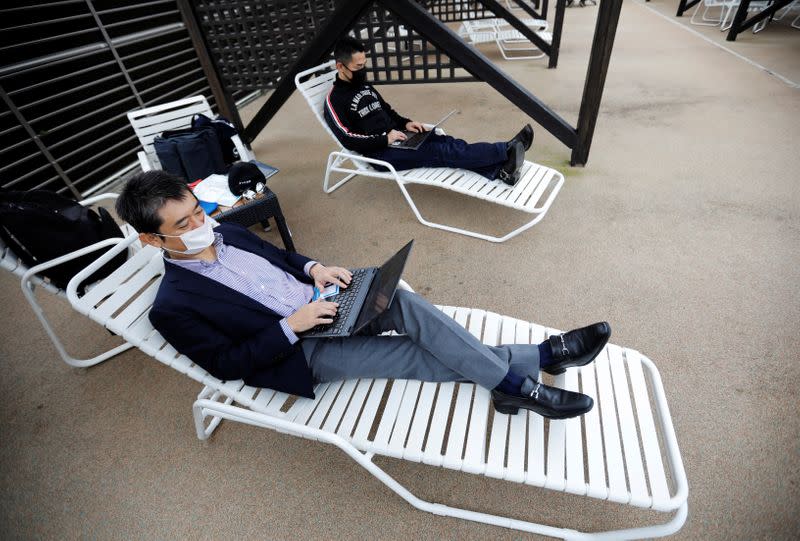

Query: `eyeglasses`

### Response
(242, 182, 266, 201)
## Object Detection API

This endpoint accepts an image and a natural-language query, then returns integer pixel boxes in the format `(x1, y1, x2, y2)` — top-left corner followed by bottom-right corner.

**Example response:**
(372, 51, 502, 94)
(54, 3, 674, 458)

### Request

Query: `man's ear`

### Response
(139, 232, 162, 248)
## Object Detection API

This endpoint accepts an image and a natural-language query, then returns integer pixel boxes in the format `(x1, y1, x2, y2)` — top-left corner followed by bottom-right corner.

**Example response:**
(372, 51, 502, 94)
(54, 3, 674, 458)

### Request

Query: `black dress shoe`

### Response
(491, 377, 593, 418)
(543, 322, 611, 375)
(497, 141, 524, 185)
(507, 124, 534, 152)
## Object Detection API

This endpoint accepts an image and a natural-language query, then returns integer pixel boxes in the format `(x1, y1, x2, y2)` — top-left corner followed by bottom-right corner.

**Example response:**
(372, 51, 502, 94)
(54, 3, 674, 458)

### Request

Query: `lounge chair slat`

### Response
(486, 313, 516, 479)
(307, 380, 344, 430)
(252, 388, 276, 412)
(285, 384, 327, 423)
(595, 348, 629, 503)
(443, 383, 473, 469)
(264, 391, 291, 416)
(371, 379, 408, 451)
(505, 319, 533, 482)
(422, 381, 455, 466)
(336, 379, 371, 438)
(352, 378, 388, 448)
(404, 381, 437, 462)
(387, 380, 422, 457)
(545, 371, 568, 491)
(525, 325, 546, 485)
(565, 369, 587, 495)
(90, 255, 163, 322)
(79, 246, 159, 310)
(627, 351, 672, 510)
(609, 345, 649, 507)
(581, 362, 608, 499)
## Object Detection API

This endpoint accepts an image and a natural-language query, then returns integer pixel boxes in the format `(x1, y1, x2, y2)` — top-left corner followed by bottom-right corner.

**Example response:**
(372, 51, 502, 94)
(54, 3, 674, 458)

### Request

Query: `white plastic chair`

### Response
(458, 19, 552, 60)
(690, 0, 735, 26)
(294, 61, 564, 243)
(691, 0, 771, 32)
(126, 96, 255, 173)
(60, 232, 689, 540)
(720, 0, 772, 32)
(8, 193, 137, 368)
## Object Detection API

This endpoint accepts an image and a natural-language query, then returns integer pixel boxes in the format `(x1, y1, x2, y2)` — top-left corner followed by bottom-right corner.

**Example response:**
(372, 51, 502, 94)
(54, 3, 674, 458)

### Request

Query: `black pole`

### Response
(242, 0, 374, 142)
(726, 0, 791, 40)
(387, 0, 577, 148)
(571, 0, 623, 166)
(548, 0, 567, 69)
(676, 0, 701, 17)
(176, 0, 245, 138)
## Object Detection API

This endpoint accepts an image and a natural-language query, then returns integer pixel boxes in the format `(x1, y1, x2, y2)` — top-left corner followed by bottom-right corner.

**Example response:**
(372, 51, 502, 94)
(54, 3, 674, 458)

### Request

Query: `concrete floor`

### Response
(1, 2, 798, 540)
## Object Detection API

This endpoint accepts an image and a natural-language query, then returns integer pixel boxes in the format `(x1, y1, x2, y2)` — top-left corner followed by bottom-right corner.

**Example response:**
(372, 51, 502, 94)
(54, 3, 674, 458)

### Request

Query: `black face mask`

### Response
(346, 66, 367, 85)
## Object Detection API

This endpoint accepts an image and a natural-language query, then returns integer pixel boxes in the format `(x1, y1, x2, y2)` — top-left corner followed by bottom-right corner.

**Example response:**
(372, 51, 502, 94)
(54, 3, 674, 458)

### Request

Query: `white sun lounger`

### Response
(9, 193, 136, 368)
(294, 61, 564, 243)
(458, 19, 552, 60)
(56, 232, 688, 539)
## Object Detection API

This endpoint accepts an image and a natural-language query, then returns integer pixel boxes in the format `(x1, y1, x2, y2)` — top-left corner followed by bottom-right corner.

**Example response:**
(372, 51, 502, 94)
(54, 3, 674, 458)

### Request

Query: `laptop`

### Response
(302, 240, 414, 338)
(389, 110, 458, 150)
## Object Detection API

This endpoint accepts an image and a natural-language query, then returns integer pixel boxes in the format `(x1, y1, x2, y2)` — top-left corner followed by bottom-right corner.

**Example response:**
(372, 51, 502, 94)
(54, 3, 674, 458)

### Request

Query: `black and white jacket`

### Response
(323, 75, 410, 154)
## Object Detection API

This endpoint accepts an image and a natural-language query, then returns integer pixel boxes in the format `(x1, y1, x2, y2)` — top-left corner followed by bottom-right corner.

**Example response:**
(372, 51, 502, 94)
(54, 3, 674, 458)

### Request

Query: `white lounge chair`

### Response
(8, 193, 136, 368)
(126, 95, 255, 173)
(458, 19, 552, 60)
(690, 0, 770, 32)
(294, 61, 564, 243)
(126, 95, 281, 233)
(56, 232, 688, 540)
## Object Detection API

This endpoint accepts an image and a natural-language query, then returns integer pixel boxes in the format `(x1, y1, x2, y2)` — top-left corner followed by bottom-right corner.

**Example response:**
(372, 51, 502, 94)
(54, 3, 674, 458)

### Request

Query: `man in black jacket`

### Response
(117, 172, 612, 419)
(323, 37, 532, 186)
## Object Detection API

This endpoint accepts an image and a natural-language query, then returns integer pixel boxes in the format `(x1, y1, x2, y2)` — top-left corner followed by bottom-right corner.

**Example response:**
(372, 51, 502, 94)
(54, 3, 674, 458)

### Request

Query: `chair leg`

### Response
(324, 152, 359, 193)
(191, 398, 688, 540)
(193, 386, 235, 440)
(391, 172, 563, 243)
(21, 280, 133, 368)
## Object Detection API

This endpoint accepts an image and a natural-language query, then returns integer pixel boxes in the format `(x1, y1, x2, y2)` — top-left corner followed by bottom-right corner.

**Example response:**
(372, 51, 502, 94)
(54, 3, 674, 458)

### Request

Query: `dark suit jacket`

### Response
(149, 222, 317, 398)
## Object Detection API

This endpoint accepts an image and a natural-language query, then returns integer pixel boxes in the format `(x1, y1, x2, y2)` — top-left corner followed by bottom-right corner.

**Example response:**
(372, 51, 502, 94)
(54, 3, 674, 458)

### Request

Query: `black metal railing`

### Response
(0, 0, 246, 197)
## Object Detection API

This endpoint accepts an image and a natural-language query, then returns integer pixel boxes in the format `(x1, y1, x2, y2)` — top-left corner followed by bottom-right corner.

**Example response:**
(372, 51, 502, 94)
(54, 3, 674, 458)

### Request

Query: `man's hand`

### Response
(405, 121, 427, 133)
(309, 263, 352, 289)
(387, 129, 407, 144)
(287, 301, 339, 332)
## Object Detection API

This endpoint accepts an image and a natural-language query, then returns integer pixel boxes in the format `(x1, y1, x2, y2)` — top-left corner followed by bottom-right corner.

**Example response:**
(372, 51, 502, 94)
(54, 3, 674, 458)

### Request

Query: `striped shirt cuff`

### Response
(304, 260, 319, 277)
(280, 318, 300, 344)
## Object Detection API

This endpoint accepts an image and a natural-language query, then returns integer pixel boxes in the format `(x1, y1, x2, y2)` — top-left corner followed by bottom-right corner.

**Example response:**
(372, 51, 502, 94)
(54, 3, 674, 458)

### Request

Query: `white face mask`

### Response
(159, 214, 216, 255)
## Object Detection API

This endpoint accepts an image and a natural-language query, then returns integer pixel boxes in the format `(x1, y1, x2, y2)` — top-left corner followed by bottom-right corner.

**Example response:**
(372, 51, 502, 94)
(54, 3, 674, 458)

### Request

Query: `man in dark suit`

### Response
(115, 171, 610, 418)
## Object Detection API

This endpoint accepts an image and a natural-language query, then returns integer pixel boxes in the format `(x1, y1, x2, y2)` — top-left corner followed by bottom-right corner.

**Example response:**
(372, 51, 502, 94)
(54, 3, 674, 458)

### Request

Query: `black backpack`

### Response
(0, 190, 128, 292)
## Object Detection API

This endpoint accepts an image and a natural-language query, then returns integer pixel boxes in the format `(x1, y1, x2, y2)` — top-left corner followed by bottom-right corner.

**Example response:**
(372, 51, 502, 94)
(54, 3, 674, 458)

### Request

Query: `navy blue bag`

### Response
(192, 113, 240, 165)
(153, 127, 227, 182)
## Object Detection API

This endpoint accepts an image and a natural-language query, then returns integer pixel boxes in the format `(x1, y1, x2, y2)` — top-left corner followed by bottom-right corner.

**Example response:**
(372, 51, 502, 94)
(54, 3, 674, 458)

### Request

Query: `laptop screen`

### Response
(354, 240, 414, 333)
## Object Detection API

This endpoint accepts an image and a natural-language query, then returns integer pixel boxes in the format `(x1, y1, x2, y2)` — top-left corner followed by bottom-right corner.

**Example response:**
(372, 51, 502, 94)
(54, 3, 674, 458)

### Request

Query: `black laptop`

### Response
(302, 240, 414, 338)
(389, 110, 457, 150)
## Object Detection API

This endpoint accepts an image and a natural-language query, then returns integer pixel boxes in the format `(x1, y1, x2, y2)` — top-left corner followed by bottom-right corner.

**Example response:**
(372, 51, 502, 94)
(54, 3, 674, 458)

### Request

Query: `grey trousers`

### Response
(300, 290, 540, 390)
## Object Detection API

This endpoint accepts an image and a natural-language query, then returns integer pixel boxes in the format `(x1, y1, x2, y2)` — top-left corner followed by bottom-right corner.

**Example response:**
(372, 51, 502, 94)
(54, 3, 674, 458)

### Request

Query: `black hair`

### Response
(333, 37, 366, 65)
(115, 170, 193, 234)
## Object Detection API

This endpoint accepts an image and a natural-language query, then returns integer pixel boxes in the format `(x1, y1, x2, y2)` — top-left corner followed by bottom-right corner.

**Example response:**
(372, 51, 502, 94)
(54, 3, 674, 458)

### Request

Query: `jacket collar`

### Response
(162, 226, 278, 316)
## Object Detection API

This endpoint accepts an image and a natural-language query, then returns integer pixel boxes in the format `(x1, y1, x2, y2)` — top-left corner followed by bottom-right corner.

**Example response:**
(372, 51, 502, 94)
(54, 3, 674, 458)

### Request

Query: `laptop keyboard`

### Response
(308, 267, 369, 335)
